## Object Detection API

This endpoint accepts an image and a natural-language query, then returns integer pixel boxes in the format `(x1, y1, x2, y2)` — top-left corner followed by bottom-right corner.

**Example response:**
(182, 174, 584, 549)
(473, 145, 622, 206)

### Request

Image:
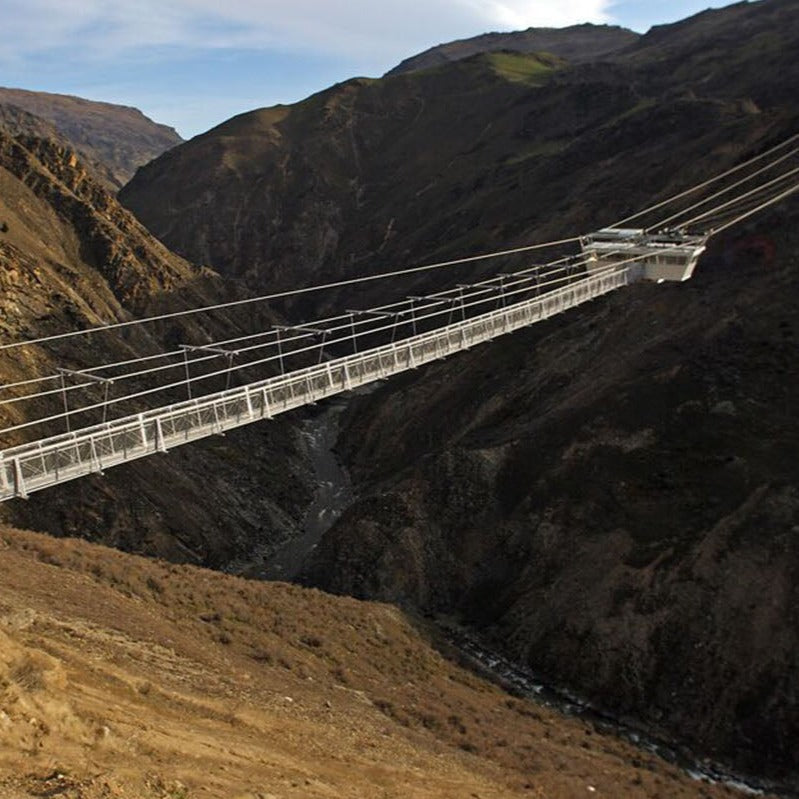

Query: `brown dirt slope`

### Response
(0, 525, 747, 799)
(0, 88, 181, 190)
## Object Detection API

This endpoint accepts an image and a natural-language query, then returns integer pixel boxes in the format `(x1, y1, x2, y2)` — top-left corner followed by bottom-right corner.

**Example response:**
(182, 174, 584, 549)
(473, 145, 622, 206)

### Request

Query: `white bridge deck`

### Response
(0, 266, 635, 501)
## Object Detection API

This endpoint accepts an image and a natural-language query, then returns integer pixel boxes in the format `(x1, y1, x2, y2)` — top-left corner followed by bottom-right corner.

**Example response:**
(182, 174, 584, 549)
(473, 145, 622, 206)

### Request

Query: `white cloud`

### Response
(0, 0, 615, 64)
(480, 0, 612, 29)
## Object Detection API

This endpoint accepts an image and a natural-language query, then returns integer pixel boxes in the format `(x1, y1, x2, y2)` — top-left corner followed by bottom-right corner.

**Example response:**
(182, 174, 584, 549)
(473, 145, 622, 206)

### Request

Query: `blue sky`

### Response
(0, 0, 740, 138)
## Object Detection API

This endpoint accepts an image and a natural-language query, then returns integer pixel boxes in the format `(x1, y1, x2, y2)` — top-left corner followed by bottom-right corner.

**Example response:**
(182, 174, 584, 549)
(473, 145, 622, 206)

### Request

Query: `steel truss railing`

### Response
(0, 267, 635, 501)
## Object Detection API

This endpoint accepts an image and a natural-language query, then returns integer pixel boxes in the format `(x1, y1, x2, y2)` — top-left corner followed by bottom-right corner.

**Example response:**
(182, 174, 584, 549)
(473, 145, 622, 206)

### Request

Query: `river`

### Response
(258, 397, 353, 582)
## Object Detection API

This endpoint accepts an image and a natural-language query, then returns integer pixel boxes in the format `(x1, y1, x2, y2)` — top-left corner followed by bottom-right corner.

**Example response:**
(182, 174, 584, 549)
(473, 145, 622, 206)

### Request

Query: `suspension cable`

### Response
(710, 181, 799, 234)
(611, 132, 799, 229)
(646, 145, 799, 232)
(674, 165, 799, 229)
(0, 259, 576, 414)
(0, 254, 643, 439)
(4, 133, 799, 435)
(0, 236, 581, 353)
(0, 255, 577, 406)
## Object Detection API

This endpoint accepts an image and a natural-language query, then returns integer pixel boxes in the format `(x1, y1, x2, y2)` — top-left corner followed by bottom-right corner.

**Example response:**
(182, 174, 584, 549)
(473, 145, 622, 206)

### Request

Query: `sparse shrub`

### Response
(447, 714, 467, 734)
(0, 222, 8, 233)
(249, 649, 273, 664)
(373, 698, 395, 715)
(419, 713, 442, 731)
(330, 665, 349, 684)
(9, 657, 45, 692)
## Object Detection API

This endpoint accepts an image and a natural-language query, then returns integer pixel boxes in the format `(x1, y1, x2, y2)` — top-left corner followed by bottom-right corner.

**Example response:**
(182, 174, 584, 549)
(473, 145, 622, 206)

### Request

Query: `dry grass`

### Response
(0, 525, 758, 798)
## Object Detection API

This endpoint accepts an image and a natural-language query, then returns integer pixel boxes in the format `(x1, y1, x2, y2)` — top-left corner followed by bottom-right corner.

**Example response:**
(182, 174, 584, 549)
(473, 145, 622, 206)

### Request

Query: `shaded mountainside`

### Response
(619, 0, 799, 107)
(0, 525, 742, 799)
(385, 23, 639, 76)
(120, 0, 798, 319)
(117, 0, 799, 788)
(0, 87, 182, 190)
(0, 127, 316, 570)
(302, 214, 799, 786)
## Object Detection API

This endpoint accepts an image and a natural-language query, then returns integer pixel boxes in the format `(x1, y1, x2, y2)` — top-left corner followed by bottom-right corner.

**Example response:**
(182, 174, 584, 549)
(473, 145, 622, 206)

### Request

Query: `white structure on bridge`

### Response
(581, 228, 708, 282)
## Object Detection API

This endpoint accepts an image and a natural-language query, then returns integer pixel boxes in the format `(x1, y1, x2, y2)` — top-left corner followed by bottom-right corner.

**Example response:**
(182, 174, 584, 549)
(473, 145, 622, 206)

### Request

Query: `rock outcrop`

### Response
(0, 88, 182, 190)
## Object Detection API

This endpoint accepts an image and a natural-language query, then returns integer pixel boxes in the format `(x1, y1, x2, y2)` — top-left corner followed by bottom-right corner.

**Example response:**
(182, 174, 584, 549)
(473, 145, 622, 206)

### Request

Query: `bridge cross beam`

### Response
(180, 343, 242, 399)
(274, 323, 330, 366)
(346, 307, 404, 349)
(57, 368, 115, 432)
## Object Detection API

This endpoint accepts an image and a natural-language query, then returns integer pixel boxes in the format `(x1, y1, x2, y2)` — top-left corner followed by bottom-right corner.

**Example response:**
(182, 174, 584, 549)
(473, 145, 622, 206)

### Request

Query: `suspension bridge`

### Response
(0, 133, 797, 501)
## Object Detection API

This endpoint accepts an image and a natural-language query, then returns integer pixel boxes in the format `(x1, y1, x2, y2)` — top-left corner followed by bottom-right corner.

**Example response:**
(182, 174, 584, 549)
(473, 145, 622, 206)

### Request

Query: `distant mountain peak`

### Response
(385, 23, 639, 76)
(0, 87, 182, 191)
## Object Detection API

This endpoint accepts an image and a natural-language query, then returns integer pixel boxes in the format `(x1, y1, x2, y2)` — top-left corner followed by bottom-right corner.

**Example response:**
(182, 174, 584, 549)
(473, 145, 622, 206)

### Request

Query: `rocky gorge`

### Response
(0, 0, 798, 794)
(116, 0, 799, 785)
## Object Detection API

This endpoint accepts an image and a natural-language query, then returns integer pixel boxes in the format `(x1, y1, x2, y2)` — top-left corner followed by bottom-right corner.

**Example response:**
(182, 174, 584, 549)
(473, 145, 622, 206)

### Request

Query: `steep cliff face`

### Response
(0, 127, 314, 567)
(0, 87, 182, 190)
(0, 130, 206, 322)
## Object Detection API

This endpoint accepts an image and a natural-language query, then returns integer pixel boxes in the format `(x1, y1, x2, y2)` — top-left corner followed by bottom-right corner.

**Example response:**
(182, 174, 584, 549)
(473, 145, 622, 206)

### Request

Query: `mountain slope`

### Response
(0, 87, 182, 190)
(619, 0, 799, 106)
(0, 524, 736, 799)
(118, 56, 778, 314)
(303, 214, 799, 786)
(0, 126, 315, 572)
(385, 23, 639, 76)
(120, 1, 798, 316)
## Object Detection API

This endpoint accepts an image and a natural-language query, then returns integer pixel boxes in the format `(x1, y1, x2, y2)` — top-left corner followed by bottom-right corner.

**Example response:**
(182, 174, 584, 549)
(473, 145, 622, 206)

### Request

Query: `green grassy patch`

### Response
(486, 51, 565, 85)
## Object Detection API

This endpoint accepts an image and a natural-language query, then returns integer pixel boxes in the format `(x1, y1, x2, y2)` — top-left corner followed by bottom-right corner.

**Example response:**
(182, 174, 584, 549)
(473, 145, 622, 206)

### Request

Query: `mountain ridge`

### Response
(0, 87, 182, 190)
(385, 23, 639, 76)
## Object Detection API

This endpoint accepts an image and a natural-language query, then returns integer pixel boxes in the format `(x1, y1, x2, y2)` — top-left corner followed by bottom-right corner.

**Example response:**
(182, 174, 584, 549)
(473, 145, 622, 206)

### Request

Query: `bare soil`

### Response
(0, 525, 748, 799)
